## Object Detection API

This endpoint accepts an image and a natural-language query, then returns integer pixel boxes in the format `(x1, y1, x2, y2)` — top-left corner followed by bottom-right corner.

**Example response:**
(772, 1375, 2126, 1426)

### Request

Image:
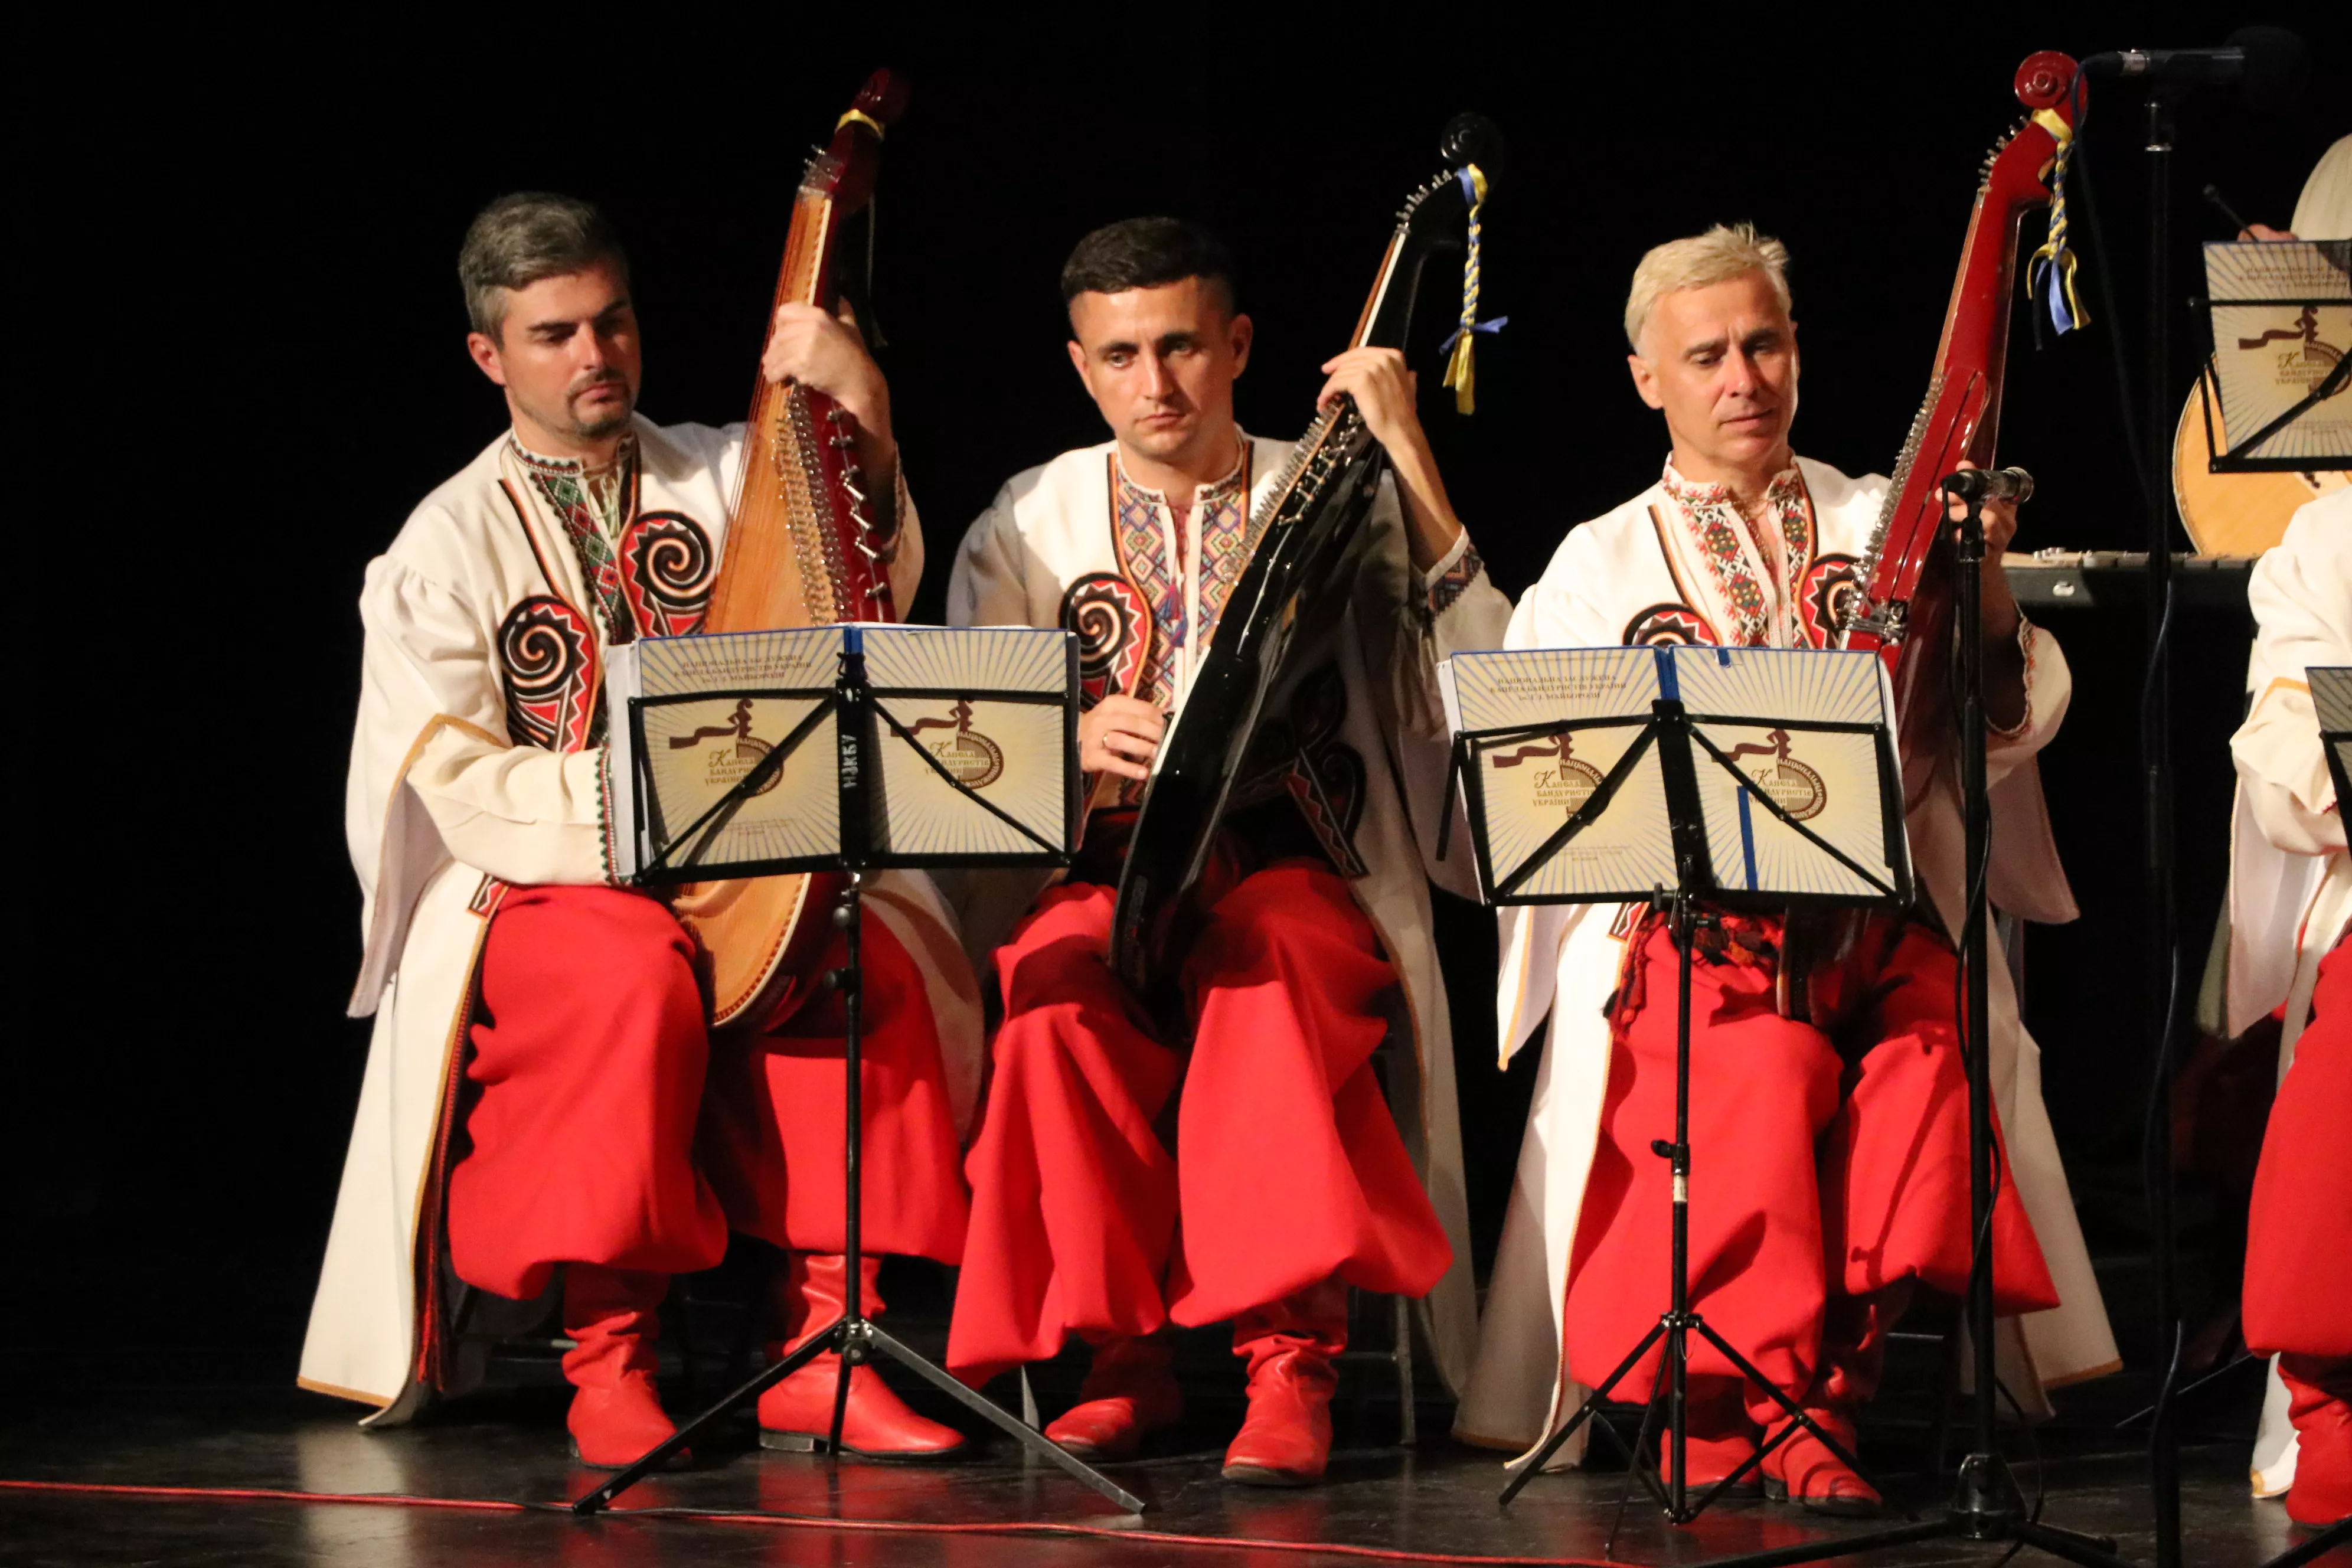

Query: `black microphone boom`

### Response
(2080, 26, 2305, 93)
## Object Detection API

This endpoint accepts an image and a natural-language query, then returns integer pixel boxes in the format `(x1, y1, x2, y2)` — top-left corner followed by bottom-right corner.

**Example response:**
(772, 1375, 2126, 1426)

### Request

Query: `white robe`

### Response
(299, 414, 979, 1421)
(1455, 456, 2120, 1465)
(942, 433, 1513, 1394)
(2223, 491, 2351, 1497)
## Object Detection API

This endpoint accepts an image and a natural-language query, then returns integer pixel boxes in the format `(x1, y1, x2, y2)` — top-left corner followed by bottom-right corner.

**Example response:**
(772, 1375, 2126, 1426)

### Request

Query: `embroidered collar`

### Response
(506, 432, 642, 644)
(1659, 459, 1804, 518)
(507, 430, 637, 476)
(1657, 458, 1815, 648)
(1111, 441, 1250, 515)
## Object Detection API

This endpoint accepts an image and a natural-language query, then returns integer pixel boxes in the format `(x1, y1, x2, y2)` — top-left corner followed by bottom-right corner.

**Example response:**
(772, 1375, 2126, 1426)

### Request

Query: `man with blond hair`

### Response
(300, 192, 982, 1468)
(1453, 224, 2116, 1513)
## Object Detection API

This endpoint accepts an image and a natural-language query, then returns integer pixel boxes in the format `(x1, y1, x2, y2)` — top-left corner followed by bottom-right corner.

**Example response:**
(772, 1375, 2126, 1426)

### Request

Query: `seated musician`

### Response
(939, 218, 1509, 1484)
(1453, 224, 2118, 1512)
(299, 193, 981, 1466)
(2228, 495, 2351, 1530)
(2219, 137, 2351, 1532)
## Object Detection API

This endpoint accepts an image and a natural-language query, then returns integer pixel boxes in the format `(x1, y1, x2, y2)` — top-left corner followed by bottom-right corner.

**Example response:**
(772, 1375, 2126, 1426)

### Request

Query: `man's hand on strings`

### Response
(1079, 695, 1167, 782)
(765, 300, 896, 467)
(1318, 347, 1426, 460)
(1317, 346, 1466, 572)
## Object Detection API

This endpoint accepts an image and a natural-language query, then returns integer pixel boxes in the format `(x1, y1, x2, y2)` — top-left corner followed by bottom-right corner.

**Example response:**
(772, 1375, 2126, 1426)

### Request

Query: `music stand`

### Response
(573, 624, 1145, 1515)
(1464, 500, 2141, 1567)
(2194, 240, 2352, 475)
(1443, 643, 1912, 1527)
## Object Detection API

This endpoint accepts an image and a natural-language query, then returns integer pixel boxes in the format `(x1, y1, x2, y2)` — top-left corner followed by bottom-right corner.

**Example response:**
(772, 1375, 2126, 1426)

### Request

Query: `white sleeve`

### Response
(348, 551, 616, 896)
(2232, 509, 2352, 855)
(946, 485, 1037, 629)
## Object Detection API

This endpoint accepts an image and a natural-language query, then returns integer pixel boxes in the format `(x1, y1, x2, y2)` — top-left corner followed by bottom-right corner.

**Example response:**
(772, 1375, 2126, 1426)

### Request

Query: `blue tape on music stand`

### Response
(1716, 646, 1732, 666)
(1655, 647, 1680, 703)
(1736, 779, 1759, 890)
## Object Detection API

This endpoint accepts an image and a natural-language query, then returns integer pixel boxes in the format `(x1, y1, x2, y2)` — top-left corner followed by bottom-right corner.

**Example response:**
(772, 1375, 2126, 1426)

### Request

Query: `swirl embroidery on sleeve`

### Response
(1622, 603, 1720, 646)
(616, 511, 716, 638)
(496, 594, 599, 753)
(1061, 572, 1150, 713)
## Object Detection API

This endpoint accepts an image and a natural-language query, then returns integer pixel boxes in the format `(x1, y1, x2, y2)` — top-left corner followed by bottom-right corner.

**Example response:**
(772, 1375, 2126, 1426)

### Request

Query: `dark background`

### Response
(14, 17, 2345, 1374)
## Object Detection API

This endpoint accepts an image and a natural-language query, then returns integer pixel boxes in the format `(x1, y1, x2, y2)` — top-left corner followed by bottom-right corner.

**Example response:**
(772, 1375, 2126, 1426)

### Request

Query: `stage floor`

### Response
(1, 1360, 2333, 1568)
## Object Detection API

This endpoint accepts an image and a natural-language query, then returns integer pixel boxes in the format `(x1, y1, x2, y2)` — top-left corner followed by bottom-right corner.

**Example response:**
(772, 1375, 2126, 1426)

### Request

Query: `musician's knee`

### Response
(1200, 861, 1375, 956)
(481, 885, 700, 1035)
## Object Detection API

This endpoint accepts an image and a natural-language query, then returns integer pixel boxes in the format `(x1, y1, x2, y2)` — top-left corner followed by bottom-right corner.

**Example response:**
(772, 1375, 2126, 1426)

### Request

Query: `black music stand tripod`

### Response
(1459, 513, 2139, 1564)
(1464, 686, 1907, 1533)
(574, 629, 1144, 1515)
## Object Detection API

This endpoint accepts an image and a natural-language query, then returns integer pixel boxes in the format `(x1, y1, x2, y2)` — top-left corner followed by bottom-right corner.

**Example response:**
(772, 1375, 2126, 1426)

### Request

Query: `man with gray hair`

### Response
(1455, 224, 2116, 1513)
(300, 191, 984, 1468)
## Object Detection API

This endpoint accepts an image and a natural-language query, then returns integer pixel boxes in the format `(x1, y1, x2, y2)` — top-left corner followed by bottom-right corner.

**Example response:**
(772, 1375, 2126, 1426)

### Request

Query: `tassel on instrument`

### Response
(2026, 107, 2088, 336)
(1438, 165, 1506, 414)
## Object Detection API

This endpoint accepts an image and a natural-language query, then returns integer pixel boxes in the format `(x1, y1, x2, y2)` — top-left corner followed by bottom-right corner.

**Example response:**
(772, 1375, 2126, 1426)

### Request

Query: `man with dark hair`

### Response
(1058, 215, 1237, 315)
(940, 217, 1508, 1485)
(300, 191, 984, 1468)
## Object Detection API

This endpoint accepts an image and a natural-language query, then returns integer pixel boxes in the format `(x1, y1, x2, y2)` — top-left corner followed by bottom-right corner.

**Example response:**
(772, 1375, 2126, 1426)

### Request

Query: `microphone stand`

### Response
(2138, 85, 2186, 1568)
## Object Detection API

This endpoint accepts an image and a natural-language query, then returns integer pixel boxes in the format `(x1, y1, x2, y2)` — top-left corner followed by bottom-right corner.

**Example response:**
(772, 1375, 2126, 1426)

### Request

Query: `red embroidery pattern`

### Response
(1111, 471, 1182, 707)
(515, 437, 641, 642)
(1108, 453, 1253, 705)
(1423, 544, 1488, 628)
(1193, 465, 1254, 642)
(616, 511, 716, 637)
(1798, 553, 1862, 649)
(1660, 463, 1816, 647)
(496, 594, 600, 752)
(1061, 572, 1150, 711)
(1623, 603, 1720, 646)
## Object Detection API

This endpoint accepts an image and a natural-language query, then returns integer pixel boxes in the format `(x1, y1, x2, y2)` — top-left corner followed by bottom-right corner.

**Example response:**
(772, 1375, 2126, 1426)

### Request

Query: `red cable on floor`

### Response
(0, 1478, 1635, 1567)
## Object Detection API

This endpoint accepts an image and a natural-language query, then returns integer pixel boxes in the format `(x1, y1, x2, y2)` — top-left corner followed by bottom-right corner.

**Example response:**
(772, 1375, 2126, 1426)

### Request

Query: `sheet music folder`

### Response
(1438, 645, 1913, 910)
(607, 625, 1080, 883)
(2198, 240, 2352, 472)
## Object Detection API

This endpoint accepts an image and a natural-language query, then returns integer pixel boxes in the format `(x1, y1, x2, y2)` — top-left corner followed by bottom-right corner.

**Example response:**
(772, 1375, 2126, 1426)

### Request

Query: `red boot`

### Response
(757, 1254, 966, 1460)
(1759, 1283, 1905, 1516)
(2281, 1355, 2352, 1528)
(1662, 1376, 1763, 1498)
(562, 1265, 682, 1469)
(1222, 1279, 1347, 1487)
(1044, 1335, 1184, 1458)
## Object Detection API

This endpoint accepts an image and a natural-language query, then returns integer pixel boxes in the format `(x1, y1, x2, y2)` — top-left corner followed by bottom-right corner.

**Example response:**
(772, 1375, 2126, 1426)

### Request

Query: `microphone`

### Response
(2080, 27, 2305, 93)
(1942, 466, 2034, 504)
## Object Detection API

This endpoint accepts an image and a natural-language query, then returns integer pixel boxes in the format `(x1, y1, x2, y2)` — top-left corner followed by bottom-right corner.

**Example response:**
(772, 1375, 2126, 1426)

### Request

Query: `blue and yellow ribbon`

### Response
(1439, 165, 1506, 414)
(2026, 108, 2088, 336)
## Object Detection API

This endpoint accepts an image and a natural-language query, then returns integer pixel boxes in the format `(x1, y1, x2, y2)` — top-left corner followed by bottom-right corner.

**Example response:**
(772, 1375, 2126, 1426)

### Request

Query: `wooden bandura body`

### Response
(2171, 388, 2348, 557)
(670, 70, 908, 1029)
(1840, 52, 2080, 782)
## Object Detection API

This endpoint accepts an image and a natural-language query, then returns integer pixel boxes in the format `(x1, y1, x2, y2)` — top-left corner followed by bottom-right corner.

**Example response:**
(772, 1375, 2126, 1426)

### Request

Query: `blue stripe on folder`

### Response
(1736, 781, 1759, 890)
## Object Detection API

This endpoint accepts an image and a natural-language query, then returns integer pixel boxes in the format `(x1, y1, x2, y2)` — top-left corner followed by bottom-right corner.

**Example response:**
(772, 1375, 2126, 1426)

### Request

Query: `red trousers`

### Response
(446, 884, 969, 1302)
(1564, 917, 2056, 1410)
(946, 865, 1451, 1387)
(2246, 939, 2352, 1360)
(2245, 939, 2352, 1508)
